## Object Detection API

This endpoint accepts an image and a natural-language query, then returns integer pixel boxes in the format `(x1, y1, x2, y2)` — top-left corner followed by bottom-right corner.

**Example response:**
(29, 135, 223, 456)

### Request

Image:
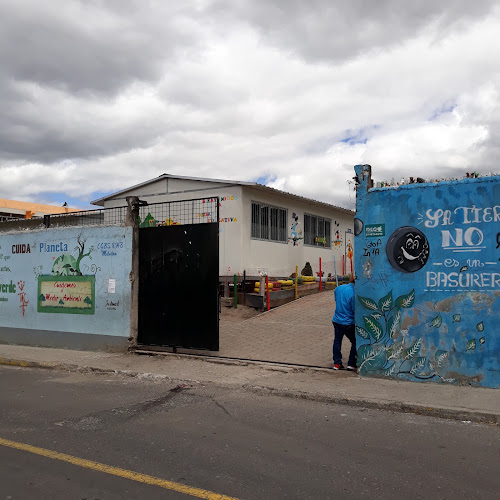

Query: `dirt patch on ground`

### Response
(220, 305, 263, 324)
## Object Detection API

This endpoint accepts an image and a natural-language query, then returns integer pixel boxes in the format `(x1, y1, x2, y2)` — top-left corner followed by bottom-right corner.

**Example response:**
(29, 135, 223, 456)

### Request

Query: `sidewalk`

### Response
(0, 344, 498, 424)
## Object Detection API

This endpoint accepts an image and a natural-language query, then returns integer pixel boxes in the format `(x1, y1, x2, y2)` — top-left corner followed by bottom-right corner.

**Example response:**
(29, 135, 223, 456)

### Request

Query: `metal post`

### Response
(319, 257, 322, 292)
(295, 265, 298, 300)
(243, 270, 246, 306)
(233, 274, 237, 309)
(333, 255, 338, 287)
(259, 275, 266, 310)
(266, 274, 270, 311)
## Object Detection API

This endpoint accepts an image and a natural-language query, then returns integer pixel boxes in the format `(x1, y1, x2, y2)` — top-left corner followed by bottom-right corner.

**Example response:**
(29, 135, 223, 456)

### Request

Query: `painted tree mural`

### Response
(74, 235, 94, 275)
(51, 235, 94, 276)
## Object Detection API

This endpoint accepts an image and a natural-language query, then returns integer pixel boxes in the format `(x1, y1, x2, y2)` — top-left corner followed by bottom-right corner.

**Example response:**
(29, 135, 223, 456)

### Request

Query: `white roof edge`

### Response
(248, 184, 354, 215)
(90, 173, 256, 206)
(90, 173, 354, 214)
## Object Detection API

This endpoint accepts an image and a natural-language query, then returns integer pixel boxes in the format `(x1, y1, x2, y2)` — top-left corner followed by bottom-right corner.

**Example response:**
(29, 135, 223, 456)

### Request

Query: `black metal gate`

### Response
(137, 198, 219, 350)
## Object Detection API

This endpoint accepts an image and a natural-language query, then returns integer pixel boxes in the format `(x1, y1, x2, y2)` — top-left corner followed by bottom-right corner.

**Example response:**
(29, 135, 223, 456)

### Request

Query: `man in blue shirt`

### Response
(332, 275, 356, 370)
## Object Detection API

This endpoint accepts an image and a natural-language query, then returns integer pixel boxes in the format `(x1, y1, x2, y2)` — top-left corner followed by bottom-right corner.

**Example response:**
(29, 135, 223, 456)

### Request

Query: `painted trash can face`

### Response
(386, 226, 430, 273)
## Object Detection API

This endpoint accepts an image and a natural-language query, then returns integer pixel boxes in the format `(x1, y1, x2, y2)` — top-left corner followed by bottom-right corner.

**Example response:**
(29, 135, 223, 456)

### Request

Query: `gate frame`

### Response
(129, 196, 220, 351)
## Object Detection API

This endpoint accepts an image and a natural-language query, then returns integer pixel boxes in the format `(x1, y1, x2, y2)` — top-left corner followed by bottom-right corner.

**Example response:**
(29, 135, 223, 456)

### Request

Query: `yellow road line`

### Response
(0, 358, 33, 367)
(0, 436, 238, 500)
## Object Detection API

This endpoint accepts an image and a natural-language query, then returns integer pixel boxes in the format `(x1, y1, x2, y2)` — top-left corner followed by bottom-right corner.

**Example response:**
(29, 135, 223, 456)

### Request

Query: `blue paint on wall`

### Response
(0, 226, 132, 339)
(354, 165, 499, 388)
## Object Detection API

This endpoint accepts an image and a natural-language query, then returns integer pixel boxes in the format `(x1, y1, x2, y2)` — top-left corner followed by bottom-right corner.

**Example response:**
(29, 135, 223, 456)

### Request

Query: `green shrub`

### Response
(301, 262, 313, 276)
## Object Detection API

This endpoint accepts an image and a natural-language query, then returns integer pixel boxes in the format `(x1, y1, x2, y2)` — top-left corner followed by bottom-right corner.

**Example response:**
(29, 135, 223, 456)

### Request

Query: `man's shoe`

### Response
(347, 365, 357, 371)
(333, 364, 344, 370)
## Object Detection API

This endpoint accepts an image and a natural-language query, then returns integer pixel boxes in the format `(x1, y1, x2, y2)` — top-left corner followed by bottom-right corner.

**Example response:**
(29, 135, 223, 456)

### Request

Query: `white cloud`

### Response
(0, 1, 499, 209)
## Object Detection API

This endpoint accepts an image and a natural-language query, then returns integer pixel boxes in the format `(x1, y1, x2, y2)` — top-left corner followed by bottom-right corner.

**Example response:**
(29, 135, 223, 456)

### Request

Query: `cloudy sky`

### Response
(1, 0, 499, 210)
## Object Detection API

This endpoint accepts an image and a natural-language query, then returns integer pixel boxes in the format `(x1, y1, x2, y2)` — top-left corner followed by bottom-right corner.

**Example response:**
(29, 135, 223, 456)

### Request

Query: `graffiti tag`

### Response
(17, 280, 28, 316)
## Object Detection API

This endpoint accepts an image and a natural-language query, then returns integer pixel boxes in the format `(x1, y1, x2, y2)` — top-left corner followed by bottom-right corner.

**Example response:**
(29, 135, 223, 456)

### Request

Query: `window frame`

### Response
(304, 213, 332, 248)
(251, 201, 288, 243)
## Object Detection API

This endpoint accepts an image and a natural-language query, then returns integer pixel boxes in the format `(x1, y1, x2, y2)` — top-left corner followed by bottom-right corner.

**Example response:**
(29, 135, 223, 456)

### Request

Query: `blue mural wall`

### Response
(0, 226, 133, 349)
(354, 164, 499, 388)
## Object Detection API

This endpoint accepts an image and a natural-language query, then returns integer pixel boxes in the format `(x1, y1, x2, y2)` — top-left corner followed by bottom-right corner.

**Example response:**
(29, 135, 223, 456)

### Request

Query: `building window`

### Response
(304, 214, 331, 248)
(251, 202, 287, 242)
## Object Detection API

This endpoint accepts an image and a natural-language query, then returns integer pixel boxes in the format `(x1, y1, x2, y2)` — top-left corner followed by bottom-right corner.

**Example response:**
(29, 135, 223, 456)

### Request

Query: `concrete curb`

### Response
(243, 385, 500, 425)
(1, 356, 498, 425)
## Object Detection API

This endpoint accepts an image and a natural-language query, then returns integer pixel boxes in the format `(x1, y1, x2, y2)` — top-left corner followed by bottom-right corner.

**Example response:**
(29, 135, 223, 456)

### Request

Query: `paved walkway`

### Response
(180, 290, 342, 367)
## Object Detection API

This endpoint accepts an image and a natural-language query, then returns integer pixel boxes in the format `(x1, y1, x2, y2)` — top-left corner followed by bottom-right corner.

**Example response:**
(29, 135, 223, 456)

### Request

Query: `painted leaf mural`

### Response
(354, 287, 459, 383)
(395, 289, 415, 308)
(476, 322, 484, 332)
(430, 314, 442, 328)
(388, 309, 402, 339)
(410, 357, 426, 374)
(386, 340, 404, 360)
(404, 338, 422, 360)
(452, 314, 461, 323)
(378, 291, 393, 313)
(435, 351, 449, 368)
(360, 348, 387, 373)
(479, 337, 485, 345)
(466, 339, 476, 351)
(356, 326, 370, 340)
(357, 344, 376, 363)
(357, 296, 379, 311)
(363, 316, 383, 342)
(383, 364, 397, 376)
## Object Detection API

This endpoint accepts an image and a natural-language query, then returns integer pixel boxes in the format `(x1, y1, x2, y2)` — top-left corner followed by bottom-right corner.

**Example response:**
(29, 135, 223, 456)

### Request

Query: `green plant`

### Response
(301, 262, 313, 276)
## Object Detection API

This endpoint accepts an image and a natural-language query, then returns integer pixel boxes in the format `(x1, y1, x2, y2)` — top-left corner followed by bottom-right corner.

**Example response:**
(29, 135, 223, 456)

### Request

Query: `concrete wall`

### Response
(354, 164, 499, 388)
(0, 226, 133, 351)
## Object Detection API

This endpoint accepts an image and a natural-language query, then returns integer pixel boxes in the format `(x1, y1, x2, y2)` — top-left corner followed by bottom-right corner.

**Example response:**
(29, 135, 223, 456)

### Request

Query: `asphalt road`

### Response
(0, 365, 499, 499)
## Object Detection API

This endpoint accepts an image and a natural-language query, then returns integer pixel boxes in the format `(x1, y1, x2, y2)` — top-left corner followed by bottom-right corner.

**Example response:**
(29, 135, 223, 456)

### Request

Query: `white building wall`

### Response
(240, 187, 354, 278)
(100, 179, 354, 278)
(101, 178, 233, 207)
(166, 178, 229, 193)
